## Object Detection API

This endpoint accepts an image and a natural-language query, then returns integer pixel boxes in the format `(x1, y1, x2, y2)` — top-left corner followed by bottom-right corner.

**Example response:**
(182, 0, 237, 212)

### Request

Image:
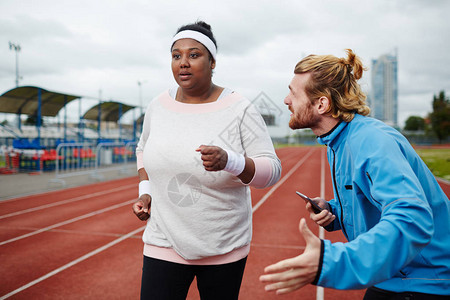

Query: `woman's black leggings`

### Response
(140, 256, 247, 300)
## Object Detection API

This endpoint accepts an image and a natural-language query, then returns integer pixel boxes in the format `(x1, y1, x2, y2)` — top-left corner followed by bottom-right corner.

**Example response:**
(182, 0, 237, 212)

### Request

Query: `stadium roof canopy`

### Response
(83, 101, 136, 122)
(0, 86, 80, 117)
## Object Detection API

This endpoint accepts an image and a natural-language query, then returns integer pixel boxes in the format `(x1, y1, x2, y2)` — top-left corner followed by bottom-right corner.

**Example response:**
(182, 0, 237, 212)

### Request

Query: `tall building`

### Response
(370, 51, 398, 127)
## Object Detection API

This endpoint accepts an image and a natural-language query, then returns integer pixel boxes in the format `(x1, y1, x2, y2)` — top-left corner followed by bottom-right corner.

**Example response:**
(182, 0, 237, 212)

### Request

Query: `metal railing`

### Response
(49, 141, 136, 187)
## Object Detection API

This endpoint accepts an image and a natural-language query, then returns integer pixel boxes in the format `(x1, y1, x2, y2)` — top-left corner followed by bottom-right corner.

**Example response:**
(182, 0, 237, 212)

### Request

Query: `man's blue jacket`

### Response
(315, 114, 449, 295)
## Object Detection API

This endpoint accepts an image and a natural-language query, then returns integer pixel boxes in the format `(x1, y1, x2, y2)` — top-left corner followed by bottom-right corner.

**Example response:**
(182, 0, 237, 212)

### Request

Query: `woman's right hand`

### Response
(133, 194, 152, 221)
(305, 198, 335, 227)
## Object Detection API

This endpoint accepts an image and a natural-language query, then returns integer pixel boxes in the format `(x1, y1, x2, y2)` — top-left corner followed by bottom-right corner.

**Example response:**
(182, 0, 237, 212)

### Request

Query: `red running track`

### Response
(0, 146, 448, 300)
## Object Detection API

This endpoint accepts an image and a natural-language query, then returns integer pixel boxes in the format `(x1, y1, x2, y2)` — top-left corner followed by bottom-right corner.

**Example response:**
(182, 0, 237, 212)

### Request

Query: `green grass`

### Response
(415, 148, 450, 181)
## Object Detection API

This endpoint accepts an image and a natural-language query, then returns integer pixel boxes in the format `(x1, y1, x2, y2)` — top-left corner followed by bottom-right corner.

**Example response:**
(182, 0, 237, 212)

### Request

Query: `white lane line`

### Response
(0, 225, 146, 300)
(317, 147, 326, 300)
(0, 199, 135, 246)
(0, 226, 143, 239)
(0, 184, 136, 220)
(252, 148, 315, 213)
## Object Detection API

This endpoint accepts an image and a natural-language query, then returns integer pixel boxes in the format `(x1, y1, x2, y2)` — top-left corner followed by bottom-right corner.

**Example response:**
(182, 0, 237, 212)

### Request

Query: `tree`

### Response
(404, 116, 425, 131)
(429, 90, 450, 143)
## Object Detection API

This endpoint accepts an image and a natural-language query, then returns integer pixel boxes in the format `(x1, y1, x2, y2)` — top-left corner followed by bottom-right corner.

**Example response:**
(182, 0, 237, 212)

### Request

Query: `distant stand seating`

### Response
(11, 138, 64, 172)
(5, 137, 137, 174)
(113, 146, 134, 163)
(12, 138, 32, 149)
(12, 138, 45, 150)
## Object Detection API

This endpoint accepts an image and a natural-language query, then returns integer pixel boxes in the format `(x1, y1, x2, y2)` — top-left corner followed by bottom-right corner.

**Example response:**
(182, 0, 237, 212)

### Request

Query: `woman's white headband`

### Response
(171, 30, 217, 61)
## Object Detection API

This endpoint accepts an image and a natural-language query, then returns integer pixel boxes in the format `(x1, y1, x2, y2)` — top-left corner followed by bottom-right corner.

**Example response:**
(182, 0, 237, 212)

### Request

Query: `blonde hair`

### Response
(294, 49, 370, 122)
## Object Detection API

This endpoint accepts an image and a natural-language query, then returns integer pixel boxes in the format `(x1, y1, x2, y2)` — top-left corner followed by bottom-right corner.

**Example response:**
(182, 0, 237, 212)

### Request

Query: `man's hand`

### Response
(305, 197, 335, 227)
(196, 145, 228, 171)
(132, 194, 151, 221)
(260, 218, 321, 295)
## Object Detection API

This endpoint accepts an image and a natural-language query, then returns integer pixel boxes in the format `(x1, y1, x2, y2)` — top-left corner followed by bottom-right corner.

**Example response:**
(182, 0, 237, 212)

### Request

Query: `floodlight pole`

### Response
(9, 42, 21, 87)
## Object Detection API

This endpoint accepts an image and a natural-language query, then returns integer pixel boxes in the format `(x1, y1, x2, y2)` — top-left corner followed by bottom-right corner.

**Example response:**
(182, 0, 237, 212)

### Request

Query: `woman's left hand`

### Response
(196, 145, 228, 171)
(132, 194, 151, 221)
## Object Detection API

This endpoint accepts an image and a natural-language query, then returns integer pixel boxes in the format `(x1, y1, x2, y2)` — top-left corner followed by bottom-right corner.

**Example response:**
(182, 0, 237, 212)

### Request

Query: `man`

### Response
(260, 49, 450, 299)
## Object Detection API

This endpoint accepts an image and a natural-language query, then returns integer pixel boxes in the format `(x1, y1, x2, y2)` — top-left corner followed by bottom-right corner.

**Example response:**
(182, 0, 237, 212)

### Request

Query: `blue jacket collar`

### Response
(316, 118, 349, 147)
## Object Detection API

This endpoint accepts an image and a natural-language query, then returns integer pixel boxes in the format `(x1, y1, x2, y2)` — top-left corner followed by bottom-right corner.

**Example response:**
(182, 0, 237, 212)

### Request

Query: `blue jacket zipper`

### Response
(331, 147, 348, 239)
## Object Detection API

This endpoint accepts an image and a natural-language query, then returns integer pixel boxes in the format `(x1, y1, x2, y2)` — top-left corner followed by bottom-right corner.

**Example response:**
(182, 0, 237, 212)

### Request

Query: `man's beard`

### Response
(289, 104, 318, 130)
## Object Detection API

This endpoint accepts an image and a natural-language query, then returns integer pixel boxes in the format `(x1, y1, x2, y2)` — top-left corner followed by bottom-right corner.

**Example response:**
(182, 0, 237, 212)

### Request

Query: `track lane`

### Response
(1, 147, 448, 299)
(241, 147, 324, 300)
(0, 184, 137, 241)
(0, 183, 136, 221)
(0, 177, 137, 214)
(0, 199, 136, 246)
(0, 227, 145, 300)
(0, 203, 143, 295)
(0, 147, 350, 299)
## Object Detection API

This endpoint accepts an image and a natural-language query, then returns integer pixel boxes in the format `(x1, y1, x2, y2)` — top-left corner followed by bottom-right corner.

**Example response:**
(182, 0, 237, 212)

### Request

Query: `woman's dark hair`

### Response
(172, 21, 217, 61)
(175, 20, 217, 48)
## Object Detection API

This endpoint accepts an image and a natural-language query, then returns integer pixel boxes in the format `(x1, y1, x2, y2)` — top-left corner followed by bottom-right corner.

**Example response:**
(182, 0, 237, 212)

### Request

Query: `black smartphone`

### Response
(296, 191, 323, 214)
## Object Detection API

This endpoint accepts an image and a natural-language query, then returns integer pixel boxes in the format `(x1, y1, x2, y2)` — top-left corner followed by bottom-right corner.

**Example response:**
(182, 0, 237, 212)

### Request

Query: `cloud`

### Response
(0, 14, 73, 41)
(0, 0, 449, 131)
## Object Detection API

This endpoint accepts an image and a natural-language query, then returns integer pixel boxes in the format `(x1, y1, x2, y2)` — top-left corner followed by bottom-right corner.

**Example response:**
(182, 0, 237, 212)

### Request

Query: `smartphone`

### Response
(296, 191, 323, 214)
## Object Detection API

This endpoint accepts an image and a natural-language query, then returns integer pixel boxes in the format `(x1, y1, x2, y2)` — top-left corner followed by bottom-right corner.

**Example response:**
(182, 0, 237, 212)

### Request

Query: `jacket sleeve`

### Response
(323, 198, 341, 232)
(316, 136, 434, 289)
(238, 101, 281, 188)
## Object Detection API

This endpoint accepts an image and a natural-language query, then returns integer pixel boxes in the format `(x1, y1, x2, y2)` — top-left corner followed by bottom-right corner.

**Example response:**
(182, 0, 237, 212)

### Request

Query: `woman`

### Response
(133, 21, 281, 299)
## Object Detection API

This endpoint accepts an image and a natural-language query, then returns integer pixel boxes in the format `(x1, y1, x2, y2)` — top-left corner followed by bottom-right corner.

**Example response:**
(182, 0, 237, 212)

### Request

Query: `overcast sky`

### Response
(1, 0, 449, 136)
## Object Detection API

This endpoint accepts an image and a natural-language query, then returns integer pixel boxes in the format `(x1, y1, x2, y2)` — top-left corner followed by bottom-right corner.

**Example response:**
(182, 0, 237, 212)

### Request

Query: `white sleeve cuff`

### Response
(223, 149, 245, 176)
(139, 180, 151, 197)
